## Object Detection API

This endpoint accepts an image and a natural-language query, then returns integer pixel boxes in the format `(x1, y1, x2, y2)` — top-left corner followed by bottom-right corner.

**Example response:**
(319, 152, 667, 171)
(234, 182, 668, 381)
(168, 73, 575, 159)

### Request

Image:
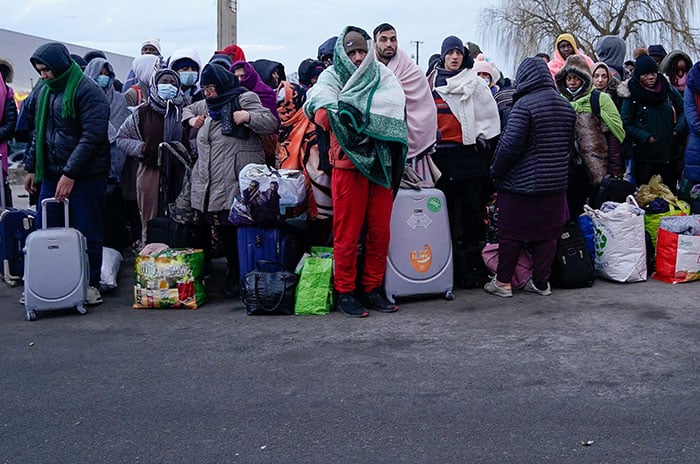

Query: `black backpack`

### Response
(550, 221, 596, 288)
(591, 176, 636, 209)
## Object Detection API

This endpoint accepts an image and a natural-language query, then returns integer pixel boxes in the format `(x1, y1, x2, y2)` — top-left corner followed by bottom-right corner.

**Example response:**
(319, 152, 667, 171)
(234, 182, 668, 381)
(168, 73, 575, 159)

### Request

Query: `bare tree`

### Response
(479, 0, 699, 65)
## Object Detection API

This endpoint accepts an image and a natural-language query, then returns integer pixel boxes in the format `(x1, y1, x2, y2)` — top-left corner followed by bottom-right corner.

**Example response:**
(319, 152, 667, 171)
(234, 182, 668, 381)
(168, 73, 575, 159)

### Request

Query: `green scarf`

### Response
(34, 60, 84, 182)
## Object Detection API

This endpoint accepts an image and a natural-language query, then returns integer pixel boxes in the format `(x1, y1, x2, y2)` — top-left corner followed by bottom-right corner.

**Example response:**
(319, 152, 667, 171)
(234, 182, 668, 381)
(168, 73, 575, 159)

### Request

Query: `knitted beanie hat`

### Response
(441, 36, 464, 60)
(634, 55, 658, 78)
(141, 37, 162, 55)
(473, 56, 496, 82)
(647, 44, 668, 59)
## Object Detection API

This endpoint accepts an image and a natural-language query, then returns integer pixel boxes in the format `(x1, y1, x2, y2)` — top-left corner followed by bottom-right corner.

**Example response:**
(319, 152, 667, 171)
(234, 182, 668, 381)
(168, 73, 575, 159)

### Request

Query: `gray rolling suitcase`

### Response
(384, 188, 454, 303)
(23, 198, 89, 321)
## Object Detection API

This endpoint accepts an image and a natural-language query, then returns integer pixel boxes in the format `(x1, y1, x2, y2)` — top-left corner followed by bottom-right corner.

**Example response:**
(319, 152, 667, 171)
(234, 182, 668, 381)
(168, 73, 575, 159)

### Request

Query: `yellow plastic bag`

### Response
(636, 175, 676, 206)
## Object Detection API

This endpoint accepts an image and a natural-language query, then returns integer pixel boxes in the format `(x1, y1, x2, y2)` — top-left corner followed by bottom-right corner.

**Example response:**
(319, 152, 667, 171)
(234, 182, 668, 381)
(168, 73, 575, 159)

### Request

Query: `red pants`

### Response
(332, 168, 393, 293)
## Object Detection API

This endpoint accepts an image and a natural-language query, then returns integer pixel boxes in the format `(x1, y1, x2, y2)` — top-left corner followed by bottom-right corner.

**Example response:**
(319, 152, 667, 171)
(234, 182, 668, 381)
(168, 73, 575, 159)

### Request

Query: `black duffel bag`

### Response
(242, 260, 299, 315)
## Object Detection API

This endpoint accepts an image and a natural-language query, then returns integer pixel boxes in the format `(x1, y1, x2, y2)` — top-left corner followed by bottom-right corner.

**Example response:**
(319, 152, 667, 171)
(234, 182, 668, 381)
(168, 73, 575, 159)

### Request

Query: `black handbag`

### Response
(242, 260, 299, 315)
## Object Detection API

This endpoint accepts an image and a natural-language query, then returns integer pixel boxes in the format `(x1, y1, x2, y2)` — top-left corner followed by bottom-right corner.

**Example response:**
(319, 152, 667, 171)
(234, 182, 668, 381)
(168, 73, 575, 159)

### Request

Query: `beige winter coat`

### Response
(190, 91, 278, 213)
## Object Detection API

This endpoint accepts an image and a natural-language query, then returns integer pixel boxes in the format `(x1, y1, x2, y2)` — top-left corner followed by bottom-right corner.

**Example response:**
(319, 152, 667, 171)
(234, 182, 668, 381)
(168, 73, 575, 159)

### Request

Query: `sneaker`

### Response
(523, 278, 552, 296)
(87, 286, 103, 305)
(483, 277, 513, 298)
(336, 293, 369, 318)
(221, 278, 240, 299)
(19, 293, 25, 305)
(358, 287, 398, 313)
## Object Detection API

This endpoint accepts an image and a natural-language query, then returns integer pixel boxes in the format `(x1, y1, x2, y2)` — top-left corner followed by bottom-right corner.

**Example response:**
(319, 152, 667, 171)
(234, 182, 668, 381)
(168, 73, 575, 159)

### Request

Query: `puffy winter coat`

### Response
(190, 91, 278, 213)
(619, 77, 685, 164)
(25, 78, 110, 181)
(490, 57, 576, 194)
(0, 85, 16, 142)
(25, 42, 110, 181)
(683, 63, 700, 181)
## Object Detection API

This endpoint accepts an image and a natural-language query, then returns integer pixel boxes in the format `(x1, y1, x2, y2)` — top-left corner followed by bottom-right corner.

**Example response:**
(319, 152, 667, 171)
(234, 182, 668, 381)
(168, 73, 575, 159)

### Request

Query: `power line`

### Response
(410, 40, 424, 66)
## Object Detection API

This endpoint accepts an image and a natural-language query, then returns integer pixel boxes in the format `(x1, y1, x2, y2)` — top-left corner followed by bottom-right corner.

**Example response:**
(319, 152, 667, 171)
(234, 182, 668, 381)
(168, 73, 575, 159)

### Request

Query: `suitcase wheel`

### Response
(444, 290, 455, 301)
(26, 310, 37, 322)
(76, 305, 87, 315)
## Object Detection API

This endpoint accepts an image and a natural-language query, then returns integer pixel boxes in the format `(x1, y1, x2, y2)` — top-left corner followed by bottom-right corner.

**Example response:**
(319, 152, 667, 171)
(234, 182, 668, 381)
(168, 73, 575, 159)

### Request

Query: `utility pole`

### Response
(410, 40, 423, 66)
(217, 0, 238, 49)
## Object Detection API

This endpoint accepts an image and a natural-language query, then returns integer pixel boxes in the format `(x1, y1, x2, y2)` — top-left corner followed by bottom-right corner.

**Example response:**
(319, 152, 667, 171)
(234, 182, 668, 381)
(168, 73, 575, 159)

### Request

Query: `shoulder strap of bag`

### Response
(161, 142, 193, 172)
(253, 272, 289, 312)
(590, 89, 601, 118)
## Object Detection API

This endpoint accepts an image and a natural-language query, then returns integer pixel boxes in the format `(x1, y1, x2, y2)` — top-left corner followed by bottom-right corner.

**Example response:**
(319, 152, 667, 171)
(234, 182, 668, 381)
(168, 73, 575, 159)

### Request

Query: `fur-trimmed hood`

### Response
(0, 57, 13, 83)
(660, 49, 693, 76)
(617, 78, 631, 98)
(555, 55, 592, 98)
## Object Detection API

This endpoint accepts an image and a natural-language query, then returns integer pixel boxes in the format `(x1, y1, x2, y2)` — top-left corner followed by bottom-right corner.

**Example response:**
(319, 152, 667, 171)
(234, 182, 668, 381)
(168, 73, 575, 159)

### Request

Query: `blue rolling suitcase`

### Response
(0, 168, 36, 286)
(237, 226, 301, 292)
(23, 198, 89, 321)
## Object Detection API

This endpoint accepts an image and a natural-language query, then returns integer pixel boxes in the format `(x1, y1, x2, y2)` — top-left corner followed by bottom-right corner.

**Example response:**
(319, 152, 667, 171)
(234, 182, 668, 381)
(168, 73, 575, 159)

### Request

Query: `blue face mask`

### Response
(157, 83, 178, 100)
(179, 71, 198, 87)
(95, 74, 111, 89)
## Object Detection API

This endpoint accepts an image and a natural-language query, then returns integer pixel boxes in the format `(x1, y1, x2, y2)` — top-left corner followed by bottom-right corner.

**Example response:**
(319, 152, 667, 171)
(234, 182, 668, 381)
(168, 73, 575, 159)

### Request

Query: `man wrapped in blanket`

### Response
(303, 26, 409, 317)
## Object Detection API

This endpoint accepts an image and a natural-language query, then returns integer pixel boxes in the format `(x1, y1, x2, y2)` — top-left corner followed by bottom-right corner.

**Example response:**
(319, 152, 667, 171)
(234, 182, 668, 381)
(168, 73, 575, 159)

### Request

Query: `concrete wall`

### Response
(1, 28, 134, 94)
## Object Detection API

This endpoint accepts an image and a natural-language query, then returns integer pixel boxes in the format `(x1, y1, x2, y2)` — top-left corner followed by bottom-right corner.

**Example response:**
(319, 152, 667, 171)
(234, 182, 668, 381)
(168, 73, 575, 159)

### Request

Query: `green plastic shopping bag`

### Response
(295, 251, 333, 315)
(644, 200, 690, 248)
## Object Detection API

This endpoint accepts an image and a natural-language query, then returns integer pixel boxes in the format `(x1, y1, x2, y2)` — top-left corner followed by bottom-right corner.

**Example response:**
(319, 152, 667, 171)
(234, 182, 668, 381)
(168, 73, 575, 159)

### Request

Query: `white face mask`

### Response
(480, 76, 491, 86)
(566, 86, 583, 96)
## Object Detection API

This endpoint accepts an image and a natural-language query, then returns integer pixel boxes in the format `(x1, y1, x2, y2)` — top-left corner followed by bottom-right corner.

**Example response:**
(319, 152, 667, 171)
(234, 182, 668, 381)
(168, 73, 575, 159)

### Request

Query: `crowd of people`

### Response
(1, 26, 699, 316)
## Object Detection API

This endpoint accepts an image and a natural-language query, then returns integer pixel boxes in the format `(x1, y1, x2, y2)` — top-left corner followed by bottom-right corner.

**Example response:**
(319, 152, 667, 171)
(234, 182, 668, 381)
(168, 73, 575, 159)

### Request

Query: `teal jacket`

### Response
(619, 77, 685, 164)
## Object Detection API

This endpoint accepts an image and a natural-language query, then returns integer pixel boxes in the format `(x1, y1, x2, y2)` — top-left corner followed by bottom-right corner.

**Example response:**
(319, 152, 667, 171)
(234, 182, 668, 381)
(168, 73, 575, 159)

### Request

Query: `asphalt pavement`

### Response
(1, 185, 699, 463)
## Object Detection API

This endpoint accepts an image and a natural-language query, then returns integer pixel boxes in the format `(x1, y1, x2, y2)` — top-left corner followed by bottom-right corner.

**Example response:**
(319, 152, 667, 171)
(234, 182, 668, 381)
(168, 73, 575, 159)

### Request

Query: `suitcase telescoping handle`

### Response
(40, 197, 70, 230)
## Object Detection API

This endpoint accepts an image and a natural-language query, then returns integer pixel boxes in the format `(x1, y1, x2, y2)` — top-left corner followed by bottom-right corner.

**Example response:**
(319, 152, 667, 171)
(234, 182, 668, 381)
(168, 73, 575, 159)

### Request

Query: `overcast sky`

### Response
(1, 0, 515, 78)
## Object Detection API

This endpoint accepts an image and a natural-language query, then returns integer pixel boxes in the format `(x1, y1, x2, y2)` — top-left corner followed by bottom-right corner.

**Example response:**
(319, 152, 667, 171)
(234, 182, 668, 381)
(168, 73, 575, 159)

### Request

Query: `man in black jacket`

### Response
(24, 42, 110, 305)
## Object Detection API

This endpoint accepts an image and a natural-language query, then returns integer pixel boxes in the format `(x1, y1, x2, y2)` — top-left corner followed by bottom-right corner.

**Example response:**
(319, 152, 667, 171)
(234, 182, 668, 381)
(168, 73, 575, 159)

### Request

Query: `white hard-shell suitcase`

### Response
(384, 188, 454, 303)
(23, 198, 89, 321)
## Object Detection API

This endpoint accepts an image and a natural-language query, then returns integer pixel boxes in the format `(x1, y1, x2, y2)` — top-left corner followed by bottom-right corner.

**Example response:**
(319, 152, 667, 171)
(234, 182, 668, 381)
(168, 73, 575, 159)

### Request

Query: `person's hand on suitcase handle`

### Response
(54, 175, 75, 202)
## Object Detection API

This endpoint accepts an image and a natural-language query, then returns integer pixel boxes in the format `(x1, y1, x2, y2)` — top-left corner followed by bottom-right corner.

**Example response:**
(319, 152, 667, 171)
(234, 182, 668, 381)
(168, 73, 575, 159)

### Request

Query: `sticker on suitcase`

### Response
(427, 197, 442, 213)
(409, 244, 432, 273)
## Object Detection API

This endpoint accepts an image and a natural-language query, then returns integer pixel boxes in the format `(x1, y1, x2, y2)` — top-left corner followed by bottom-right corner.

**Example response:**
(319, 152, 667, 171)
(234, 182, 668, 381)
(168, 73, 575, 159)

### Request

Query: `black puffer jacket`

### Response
(0, 84, 17, 146)
(490, 57, 576, 194)
(26, 42, 109, 181)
